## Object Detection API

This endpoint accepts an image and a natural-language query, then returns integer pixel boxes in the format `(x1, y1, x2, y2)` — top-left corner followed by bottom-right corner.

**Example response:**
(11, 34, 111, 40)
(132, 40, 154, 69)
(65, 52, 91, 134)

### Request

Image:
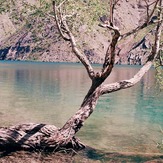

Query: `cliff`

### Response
(0, 0, 158, 64)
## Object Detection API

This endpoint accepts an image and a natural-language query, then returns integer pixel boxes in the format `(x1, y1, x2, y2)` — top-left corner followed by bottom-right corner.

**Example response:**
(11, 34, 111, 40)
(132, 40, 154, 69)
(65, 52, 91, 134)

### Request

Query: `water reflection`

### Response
(0, 61, 162, 154)
(0, 62, 91, 127)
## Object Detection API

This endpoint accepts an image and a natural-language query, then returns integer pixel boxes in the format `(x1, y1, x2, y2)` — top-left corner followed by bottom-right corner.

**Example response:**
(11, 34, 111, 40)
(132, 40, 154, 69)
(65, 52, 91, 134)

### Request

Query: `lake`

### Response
(0, 61, 163, 154)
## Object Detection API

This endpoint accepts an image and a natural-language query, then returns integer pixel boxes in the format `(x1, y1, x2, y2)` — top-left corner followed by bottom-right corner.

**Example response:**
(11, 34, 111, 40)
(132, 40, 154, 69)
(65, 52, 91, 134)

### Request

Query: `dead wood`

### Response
(0, 123, 85, 152)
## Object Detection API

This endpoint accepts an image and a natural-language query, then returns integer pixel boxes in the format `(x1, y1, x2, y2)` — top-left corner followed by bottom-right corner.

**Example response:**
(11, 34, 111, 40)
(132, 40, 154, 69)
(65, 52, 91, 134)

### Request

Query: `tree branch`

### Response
(144, 0, 150, 18)
(52, 1, 70, 41)
(99, 23, 120, 79)
(100, 0, 162, 95)
(100, 61, 153, 95)
(52, 0, 95, 79)
(144, 0, 159, 21)
(121, 0, 160, 39)
(63, 22, 95, 79)
(97, 0, 160, 82)
(146, 0, 159, 24)
(109, 0, 120, 26)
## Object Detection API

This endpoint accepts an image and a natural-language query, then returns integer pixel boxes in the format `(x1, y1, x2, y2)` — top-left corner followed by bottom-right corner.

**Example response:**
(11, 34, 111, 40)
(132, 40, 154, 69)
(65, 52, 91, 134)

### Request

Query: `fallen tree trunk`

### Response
(0, 85, 101, 151)
(0, 123, 85, 152)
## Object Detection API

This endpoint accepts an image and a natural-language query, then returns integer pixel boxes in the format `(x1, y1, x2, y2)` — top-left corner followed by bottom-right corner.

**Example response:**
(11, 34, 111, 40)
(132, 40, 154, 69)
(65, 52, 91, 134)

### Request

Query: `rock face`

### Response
(0, 14, 16, 42)
(0, 0, 157, 64)
(127, 32, 154, 65)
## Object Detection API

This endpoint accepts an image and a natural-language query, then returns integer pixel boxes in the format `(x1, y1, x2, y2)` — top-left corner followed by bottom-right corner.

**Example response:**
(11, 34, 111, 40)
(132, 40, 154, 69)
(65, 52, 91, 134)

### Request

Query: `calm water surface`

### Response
(0, 61, 163, 154)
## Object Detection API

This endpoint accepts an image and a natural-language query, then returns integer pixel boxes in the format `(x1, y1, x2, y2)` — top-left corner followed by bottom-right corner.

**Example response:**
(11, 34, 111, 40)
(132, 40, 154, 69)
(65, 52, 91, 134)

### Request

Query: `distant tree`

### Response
(0, 0, 162, 152)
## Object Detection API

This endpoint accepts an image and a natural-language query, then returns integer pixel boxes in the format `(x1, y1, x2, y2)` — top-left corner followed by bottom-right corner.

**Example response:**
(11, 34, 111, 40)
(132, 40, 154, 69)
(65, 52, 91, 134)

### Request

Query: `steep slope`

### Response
(0, 0, 158, 64)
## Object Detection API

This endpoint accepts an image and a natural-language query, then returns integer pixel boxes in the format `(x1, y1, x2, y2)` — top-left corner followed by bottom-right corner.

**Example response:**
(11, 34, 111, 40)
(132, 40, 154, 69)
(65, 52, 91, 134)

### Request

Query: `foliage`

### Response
(57, 0, 109, 31)
(0, 0, 51, 29)
(0, 0, 15, 14)
(0, 0, 108, 30)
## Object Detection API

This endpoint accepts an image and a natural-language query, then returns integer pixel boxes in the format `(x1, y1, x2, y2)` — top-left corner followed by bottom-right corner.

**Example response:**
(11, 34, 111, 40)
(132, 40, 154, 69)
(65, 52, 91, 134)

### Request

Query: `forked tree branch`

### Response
(100, 0, 162, 95)
(146, 0, 160, 24)
(109, 0, 120, 26)
(52, 1, 70, 41)
(52, 0, 95, 79)
(144, 0, 158, 18)
(53, 0, 161, 83)
(144, 0, 150, 18)
(97, 1, 120, 81)
(121, 0, 160, 39)
(97, 0, 160, 82)
(99, 24, 120, 79)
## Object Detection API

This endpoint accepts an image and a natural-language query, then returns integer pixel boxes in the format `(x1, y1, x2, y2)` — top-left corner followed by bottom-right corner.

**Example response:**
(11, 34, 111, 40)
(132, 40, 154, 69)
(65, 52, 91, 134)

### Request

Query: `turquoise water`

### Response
(0, 61, 162, 154)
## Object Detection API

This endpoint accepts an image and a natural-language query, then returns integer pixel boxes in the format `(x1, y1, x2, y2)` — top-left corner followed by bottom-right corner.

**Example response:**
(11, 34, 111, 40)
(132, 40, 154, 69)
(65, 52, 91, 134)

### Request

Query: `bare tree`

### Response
(0, 0, 162, 152)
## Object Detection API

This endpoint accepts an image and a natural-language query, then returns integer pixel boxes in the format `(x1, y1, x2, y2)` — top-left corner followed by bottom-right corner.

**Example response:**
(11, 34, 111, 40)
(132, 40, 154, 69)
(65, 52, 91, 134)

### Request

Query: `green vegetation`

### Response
(0, 0, 15, 14)
(64, 0, 108, 27)
(0, 0, 109, 59)
(0, 0, 108, 31)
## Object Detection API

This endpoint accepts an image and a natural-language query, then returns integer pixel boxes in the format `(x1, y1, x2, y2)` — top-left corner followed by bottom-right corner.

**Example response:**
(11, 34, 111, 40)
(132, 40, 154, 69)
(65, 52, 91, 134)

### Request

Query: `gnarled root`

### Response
(0, 123, 85, 152)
